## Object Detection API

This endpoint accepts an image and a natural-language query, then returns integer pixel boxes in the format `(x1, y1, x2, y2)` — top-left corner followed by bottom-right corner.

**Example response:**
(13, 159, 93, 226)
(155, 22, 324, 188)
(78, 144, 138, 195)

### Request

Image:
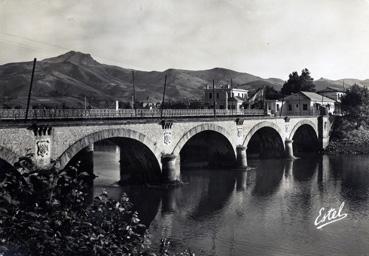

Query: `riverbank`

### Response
(324, 117, 369, 155)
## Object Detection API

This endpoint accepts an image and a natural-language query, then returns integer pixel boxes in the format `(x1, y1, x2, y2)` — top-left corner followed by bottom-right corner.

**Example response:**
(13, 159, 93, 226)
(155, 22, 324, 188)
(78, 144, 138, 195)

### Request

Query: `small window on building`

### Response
(216, 93, 219, 99)
(303, 104, 308, 110)
(288, 104, 292, 111)
(296, 104, 299, 108)
(209, 93, 212, 99)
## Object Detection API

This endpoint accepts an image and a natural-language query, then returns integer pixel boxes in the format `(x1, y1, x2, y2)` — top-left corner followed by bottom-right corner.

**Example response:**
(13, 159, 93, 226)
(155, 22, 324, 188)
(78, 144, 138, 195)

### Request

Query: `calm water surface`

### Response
(93, 144, 369, 256)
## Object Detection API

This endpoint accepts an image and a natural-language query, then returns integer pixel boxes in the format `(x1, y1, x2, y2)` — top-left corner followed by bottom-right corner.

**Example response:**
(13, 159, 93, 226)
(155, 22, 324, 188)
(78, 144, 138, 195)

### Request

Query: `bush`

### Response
(0, 155, 194, 256)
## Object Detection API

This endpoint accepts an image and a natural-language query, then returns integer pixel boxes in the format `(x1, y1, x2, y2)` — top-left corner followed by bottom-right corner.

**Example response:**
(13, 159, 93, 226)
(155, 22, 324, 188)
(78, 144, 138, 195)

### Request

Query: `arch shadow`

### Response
(243, 122, 285, 158)
(243, 121, 284, 148)
(172, 123, 236, 157)
(179, 130, 237, 169)
(58, 128, 161, 170)
(290, 122, 320, 156)
(289, 120, 318, 140)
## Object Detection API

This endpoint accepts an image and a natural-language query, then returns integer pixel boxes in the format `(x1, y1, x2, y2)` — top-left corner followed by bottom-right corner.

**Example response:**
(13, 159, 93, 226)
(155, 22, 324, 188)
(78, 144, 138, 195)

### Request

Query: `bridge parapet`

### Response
(0, 108, 265, 120)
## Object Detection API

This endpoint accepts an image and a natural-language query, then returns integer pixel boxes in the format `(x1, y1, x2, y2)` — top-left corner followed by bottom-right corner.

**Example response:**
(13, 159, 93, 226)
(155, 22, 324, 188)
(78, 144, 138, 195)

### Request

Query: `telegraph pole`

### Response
(161, 74, 168, 119)
(25, 58, 37, 120)
(132, 71, 136, 115)
(213, 80, 216, 117)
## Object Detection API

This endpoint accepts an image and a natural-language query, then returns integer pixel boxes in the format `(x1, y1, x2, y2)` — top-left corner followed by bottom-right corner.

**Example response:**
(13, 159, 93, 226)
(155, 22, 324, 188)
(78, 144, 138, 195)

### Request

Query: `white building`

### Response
(265, 99, 283, 115)
(281, 91, 336, 115)
(204, 85, 248, 110)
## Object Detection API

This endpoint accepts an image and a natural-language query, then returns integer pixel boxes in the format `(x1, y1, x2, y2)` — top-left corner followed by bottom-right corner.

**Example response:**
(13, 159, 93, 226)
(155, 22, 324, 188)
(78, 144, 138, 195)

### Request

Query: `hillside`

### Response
(0, 51, 283, 108)
(0, 51, 367, 108)
(314, 78, 369, 91)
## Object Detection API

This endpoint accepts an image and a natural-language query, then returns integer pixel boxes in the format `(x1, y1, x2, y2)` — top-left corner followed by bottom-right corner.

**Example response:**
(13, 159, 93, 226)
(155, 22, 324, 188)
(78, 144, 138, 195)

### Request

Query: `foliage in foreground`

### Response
(0, 155, 194, 256)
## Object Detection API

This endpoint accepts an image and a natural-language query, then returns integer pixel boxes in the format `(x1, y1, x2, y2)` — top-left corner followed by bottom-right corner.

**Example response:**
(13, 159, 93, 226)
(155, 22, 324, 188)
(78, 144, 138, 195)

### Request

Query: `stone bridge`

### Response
(0, 114, 333, 183)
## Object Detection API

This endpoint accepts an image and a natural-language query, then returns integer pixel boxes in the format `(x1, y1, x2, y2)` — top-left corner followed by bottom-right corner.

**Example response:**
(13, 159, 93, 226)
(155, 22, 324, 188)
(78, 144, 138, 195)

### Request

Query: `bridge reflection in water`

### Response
(92, 147, 369, 256)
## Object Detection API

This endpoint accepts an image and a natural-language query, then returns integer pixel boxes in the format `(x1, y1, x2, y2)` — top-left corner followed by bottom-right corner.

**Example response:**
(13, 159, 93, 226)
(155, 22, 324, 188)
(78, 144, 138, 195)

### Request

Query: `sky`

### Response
(1, 0, 369, 80)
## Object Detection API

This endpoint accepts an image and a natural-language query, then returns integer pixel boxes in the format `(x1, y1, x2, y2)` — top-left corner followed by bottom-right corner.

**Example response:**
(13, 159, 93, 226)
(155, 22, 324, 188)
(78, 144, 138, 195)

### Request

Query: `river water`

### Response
(93, 144, 369, 256)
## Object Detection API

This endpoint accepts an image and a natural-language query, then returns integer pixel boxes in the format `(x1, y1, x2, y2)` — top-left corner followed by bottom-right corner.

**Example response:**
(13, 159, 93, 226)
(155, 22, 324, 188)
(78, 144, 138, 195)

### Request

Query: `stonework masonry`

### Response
(0, 116, 332, 181)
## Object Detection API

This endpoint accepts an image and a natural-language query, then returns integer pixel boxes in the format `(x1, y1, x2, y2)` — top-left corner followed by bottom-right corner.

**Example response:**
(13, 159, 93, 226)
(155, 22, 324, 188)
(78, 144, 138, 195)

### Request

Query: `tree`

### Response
(341, 84, 369, 127)
(264, 85, 283, 100)
(281, 68, 315, 95)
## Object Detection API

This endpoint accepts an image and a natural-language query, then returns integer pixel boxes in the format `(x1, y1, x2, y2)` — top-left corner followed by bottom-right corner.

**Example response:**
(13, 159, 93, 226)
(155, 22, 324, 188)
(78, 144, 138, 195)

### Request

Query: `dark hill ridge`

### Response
(0, 51, 367, 108)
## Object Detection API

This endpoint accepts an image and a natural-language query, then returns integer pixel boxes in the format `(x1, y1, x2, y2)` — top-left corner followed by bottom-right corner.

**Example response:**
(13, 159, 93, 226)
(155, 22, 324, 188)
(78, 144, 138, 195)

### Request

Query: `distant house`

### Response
(204, 84, 248, 110)
(317, 87, 346, 102)
(265, 99, 283, 115)
(282, 91, 336, 115)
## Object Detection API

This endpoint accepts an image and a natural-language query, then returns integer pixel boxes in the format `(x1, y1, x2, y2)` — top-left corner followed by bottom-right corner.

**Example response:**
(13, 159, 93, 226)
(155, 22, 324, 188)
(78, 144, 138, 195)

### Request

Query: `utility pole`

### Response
(321, 92, 324, 116)
(25, 58, 37, 121)
(132, 71, 136, 115)
(213, 80, 216, 117)
(262, 85, 266, 112)
(161, 74, 168, 119)
(84, 96, 87, 110)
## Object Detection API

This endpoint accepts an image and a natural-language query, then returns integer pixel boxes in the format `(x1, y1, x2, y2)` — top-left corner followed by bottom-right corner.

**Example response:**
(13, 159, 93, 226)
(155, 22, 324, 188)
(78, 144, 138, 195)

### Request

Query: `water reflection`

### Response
(292, 157, 319, 182)
(93, 147, 369, 256)
(187, 171, 237, 220)
(252, 159, 284, 196)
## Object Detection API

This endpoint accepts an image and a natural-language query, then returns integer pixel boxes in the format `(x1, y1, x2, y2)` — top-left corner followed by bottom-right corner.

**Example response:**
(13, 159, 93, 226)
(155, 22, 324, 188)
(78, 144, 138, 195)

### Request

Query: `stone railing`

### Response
(0, 108, 266, 120)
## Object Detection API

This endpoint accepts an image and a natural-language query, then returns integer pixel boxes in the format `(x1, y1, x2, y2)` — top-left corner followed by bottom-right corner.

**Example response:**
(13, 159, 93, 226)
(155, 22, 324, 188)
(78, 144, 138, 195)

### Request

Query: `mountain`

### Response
(0, 51, 367, 108)
(314, 78, 369, 91)
(0, 51, 285, 108)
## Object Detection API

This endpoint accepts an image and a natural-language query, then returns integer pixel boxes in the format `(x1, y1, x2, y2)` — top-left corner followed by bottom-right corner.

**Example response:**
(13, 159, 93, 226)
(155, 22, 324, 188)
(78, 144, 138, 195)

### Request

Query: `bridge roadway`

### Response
(0, 109, 333, 183)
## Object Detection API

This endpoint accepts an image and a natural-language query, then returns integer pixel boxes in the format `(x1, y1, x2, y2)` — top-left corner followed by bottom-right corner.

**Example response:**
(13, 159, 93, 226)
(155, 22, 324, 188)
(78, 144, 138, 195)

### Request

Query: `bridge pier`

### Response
(161, 154, 180, 183)
(284, 139, 296, 159)
(236, 145, 248, 169)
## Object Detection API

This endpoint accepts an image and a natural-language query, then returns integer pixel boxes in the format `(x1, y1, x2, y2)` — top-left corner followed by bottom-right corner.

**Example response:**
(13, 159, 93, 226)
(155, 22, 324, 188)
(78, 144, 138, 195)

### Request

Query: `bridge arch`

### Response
(289, 120, 319, 156)
(243, 121, 284, 147)
(58, 128, 161, 170)
(0, 146, 20, 167)
(289, 120, 318, 140)
(172, 123, 236, 157)
(243, 121, 285, 158)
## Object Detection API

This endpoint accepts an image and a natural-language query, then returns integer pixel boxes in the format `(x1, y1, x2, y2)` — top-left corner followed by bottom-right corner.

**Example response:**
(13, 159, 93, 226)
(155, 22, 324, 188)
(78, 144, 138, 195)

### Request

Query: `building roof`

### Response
(301, 91, 335, 102)
(284, 91, 335, 103)
(318, 87, 345, 93)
